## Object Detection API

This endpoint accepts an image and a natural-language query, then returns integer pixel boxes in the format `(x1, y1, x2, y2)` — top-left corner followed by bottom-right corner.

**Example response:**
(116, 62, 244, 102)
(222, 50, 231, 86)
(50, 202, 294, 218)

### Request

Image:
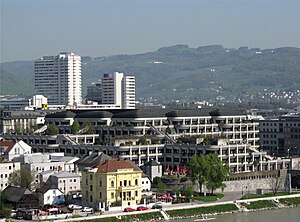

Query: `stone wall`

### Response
(215, 170, 287, 192)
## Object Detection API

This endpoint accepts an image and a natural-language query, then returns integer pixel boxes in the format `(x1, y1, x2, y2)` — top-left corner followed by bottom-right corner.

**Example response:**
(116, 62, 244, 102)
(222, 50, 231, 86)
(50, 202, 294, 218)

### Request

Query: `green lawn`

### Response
(79, 217, 119, 222)
(194, 193, 224, 202)
(119, 212, 162, 222)
(240, 192, 300, 200)
(167, 204, 238, 218)
(241, 200, 277, 210)
(279, 197, 300, 206)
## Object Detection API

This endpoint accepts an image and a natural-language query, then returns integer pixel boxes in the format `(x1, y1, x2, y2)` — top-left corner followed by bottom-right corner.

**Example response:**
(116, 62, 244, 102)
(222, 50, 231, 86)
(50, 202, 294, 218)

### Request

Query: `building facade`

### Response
(34, 52, 82, 106)
(82, 158, 142, 211)
(47, 171, 81, 195)
(101, 72, 135, 109)
(259, 115, 300, 156)
(0, 110, 46, 134)
(0, 161, 21, 190)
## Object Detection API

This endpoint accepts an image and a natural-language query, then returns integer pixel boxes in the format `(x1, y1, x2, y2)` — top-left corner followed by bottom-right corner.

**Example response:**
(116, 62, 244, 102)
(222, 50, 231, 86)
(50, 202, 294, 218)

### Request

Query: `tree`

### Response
(183, 185, 194, 200)
(268, 172, 284, 195)
(82, 121, 96, 134)
(203, 136, 214, 145)
(0, 191, 12, 219)
(153, 177, 162, 185)
(172, 185, 180, 201)
(157, 181, 167, 195)
(46, 122, 59, 135)
(8, 168, 35, 189)
(165, 126, 171, 134)
(15, 122, 23, 135)
(189, 153, 229, 195)
(138, 136, 147, 145)
(189, 154, 208, 193)
(28, 122, 38, 134)
(71, 120, 80, 135)
(205, 154, 229, 194)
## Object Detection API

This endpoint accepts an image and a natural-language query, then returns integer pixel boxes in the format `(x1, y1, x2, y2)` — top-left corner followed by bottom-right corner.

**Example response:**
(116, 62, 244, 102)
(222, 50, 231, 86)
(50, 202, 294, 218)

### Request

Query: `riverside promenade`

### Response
(57, 192, 300, 222)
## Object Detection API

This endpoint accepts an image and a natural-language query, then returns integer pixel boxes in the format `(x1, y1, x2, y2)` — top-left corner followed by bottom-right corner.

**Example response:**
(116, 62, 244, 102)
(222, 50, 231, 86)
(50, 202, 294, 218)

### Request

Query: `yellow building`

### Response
(82, 158, 143, 211)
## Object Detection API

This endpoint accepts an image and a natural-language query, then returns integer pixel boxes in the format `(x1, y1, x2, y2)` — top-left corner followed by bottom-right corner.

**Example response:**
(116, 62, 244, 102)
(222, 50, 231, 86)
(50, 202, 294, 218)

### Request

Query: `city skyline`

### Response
(1, 0, 300, 62)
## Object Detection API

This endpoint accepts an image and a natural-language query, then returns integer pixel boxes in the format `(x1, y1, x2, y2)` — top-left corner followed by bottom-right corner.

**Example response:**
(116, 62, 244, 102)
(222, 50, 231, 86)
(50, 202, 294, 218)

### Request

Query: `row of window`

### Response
(0, 173, 11, 178)
(262, 134, 277, 138)
(262, 122, 300, 127)
(59, 179, 77, 183)
(59, 186, 77, 190)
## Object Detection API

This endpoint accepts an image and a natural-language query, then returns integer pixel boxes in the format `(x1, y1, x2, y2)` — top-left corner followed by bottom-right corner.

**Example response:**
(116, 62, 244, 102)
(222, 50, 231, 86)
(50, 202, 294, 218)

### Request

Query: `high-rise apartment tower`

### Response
(34, 52, 82, 105)
(101, 72, 135, 109)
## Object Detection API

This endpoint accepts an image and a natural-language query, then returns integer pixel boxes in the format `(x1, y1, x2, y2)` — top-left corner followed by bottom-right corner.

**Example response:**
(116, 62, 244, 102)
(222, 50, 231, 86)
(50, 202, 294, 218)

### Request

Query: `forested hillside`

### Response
(1, 45, 299, 102)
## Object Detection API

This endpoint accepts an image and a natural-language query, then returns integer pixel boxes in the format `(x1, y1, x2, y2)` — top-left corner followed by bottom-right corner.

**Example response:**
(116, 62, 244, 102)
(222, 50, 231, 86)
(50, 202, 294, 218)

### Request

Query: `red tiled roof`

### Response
(0, 140, 16, 154)
(96, 158, 142, 173)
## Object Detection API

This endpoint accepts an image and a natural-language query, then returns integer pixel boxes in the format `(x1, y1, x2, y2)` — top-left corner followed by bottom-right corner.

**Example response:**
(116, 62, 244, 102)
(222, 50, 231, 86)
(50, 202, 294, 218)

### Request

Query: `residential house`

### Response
(0, 160, 21, 190)
(82, 158, 143, 211)
(36, 183, 65, 205)
(0, 140, 32, 161)
(47, 171, 81, 195)
(2, 185, 39, 209)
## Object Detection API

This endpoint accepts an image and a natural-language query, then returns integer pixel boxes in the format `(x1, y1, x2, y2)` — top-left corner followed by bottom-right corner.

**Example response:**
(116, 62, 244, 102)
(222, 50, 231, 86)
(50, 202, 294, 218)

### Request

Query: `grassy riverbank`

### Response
(240, 192, 300, 200)
(77, 218, 119, 222)
(167, 204, 238, 218)
(75, 212, 162, 222)
(71, 195, 300, 222)
(119, 212, 162, 222)
(241, 200, 277, 210)
(193, 193, 224, 202)
(279, 197, 300, 206)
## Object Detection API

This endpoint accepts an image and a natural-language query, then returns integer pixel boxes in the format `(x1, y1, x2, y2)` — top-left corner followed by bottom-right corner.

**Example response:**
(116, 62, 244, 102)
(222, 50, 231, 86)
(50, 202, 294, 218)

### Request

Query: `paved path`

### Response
(217, 191, 243, 202)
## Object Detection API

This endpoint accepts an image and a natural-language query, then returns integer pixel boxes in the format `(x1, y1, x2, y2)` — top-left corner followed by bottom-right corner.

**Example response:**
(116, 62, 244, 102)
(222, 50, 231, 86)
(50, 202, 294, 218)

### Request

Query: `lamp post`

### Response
(242, 186, 247, 196)
(142, 194, 147, 206)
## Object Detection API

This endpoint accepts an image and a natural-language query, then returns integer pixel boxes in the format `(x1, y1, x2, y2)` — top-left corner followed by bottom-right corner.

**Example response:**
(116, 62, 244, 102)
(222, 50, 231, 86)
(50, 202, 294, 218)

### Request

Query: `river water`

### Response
(172, 207, 300, 222)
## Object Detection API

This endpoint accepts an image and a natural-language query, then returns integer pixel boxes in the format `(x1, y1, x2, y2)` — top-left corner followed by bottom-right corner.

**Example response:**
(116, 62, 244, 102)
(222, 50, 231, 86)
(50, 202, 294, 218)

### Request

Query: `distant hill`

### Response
(1, 45, 300, 102)
(0, 68, 34, 95)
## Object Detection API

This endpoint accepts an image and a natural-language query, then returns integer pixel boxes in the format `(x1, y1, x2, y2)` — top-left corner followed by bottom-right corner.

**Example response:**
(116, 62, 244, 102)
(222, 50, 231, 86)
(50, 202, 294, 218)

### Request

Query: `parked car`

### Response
(152, 204, 162, 209)
(82, 207, 93, 213)
(137, 206, 148, 211)
(68, 204, 82, 210)
(124, 207, 135, 212)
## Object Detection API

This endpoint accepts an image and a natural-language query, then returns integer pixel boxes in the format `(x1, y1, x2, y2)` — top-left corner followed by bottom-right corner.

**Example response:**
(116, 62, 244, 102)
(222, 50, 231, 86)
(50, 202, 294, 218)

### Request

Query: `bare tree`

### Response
(268, 173, 284, 195)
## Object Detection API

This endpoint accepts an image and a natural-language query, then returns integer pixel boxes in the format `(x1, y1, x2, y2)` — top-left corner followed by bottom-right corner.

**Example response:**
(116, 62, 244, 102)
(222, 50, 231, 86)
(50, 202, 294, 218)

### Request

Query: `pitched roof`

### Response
(144, 159, 160, 166)
(75, 151, 112, 169)
(36, 182, 61, 194)
(46, 111, 76, 119)
(51, 171, 80, 178)
(3, 186, 33, 202)
(0, 140, 16, 154)
(96, 158, 142, 173)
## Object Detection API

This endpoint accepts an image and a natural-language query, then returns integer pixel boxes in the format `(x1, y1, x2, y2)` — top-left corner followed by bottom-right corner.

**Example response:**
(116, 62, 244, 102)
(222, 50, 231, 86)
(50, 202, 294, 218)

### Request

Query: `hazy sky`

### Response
(1, 0, 300, 62)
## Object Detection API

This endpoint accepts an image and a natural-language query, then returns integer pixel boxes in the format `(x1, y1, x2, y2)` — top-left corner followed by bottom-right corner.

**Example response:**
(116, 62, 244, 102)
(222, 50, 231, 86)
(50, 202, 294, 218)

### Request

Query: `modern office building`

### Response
(259, 115, 300, 156)
(101, 72, 135, 109)
(86, 82, 102, 103)
(122, 75, 136, 109)
(34, 52, 82, 106)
